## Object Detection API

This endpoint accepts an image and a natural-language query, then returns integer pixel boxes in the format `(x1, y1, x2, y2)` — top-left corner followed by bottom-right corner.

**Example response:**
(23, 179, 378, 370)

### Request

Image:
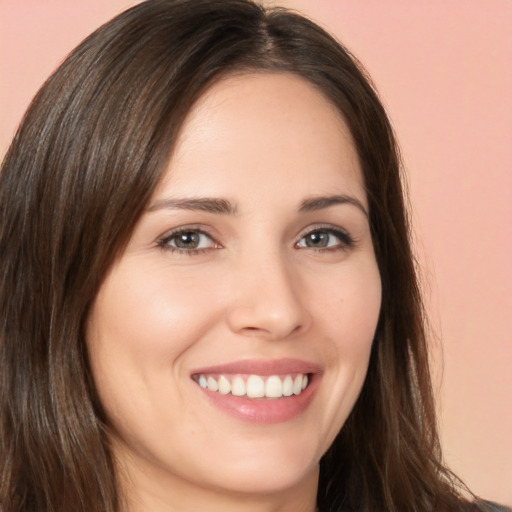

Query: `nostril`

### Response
(226, 296, 309, 340)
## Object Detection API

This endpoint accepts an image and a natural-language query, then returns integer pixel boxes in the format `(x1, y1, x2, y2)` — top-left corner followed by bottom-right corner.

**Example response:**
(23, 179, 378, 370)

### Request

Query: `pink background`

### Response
(1, 0, 511, 505)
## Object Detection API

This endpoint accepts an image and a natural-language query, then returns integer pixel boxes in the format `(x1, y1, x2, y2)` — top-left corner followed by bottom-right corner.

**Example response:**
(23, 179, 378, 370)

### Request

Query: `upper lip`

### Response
(190, 358, 322, 376)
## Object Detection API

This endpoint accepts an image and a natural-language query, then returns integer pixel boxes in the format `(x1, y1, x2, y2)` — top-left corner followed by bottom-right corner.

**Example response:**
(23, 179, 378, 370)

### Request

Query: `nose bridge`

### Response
(227, 245, 308, 339)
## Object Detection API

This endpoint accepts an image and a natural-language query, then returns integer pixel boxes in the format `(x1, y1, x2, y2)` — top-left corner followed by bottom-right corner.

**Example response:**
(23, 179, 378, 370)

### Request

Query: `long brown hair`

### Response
(0, 1, 473, 510)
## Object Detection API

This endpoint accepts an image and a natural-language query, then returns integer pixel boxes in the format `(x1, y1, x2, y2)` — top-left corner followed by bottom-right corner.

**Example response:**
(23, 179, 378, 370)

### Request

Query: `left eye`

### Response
(161, 230, 215, 251)
(296, 229, 351, 250)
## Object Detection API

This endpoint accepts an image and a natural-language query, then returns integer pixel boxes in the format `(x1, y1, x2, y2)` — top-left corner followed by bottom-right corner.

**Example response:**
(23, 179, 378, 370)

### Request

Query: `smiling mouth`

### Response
(190, 359, 320, 423)
(192, 373, 309, 399)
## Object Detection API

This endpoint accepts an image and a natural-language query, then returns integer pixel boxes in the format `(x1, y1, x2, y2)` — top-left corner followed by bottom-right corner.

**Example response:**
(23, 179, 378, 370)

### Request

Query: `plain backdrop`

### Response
(1, 0, 511, 505)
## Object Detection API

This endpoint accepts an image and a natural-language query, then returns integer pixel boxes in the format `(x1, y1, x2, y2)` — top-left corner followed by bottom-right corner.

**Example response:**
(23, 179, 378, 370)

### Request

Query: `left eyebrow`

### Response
(298, 194, 368, 218)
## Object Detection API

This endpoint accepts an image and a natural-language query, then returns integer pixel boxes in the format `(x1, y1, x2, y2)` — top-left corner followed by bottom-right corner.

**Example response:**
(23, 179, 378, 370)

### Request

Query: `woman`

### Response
(0, 1, 508, 511)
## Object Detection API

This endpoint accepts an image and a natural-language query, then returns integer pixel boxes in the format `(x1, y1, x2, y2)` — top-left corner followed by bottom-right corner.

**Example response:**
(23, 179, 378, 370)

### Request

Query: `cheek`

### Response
(313, 258, 381, 348)
(308, 258, 381, 441)
(334, 262, 381, 382)
(85, 260, 225, 432)
(89, 261, 220, 365)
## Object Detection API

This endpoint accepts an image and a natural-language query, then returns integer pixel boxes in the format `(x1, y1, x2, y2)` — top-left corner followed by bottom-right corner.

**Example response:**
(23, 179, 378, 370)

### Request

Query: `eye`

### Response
(296, 227, 354, 251)
(158, 228, 218, 253)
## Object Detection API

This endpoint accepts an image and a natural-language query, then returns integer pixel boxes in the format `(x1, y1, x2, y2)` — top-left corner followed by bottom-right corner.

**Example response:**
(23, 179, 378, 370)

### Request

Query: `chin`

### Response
(211, 460, 319, 497)
(194, 433, 323, 496)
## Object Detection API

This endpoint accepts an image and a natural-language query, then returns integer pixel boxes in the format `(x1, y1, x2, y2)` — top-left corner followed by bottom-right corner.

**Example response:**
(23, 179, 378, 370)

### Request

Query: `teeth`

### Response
(246, 375, 265, 398)
(231, 376, 246, 396)
(265, 375, 283, 398)
(293, 375, 303, 395)
(282, 375, 293, 396)
(218, 375, 231, 395)
(196, 373, 310, 398)
(207, 376, 219, 392)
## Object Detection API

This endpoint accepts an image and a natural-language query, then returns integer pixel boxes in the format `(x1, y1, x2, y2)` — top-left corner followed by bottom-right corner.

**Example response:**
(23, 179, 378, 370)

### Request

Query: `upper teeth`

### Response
(196, 373, 308, 398)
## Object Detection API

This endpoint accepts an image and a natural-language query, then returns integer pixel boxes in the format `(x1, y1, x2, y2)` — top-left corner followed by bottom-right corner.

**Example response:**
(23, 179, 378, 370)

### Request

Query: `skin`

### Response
(86, 72, 382, 512)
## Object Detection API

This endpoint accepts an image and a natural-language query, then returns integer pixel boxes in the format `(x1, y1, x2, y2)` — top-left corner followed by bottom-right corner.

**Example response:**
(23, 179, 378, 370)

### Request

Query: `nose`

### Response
(226, 253, 310, 340)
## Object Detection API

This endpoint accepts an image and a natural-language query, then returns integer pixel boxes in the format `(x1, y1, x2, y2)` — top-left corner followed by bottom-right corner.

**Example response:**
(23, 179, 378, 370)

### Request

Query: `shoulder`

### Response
(472, 500, 512, 512)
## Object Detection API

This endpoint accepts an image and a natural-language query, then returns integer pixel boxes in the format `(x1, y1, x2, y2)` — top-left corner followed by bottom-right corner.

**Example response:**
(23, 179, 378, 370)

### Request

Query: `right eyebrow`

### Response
(146, 197, 238, 215)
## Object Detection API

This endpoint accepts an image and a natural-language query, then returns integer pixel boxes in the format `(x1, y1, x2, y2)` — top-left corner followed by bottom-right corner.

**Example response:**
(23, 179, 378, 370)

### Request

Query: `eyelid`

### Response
(157, 225, 221, 254)
(295, 224, 356, 250)
(156, 223, 356, 255)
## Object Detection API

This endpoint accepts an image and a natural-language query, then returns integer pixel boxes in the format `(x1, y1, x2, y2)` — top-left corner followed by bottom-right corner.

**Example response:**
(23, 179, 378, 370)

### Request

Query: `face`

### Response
(87, 73, 381, 508)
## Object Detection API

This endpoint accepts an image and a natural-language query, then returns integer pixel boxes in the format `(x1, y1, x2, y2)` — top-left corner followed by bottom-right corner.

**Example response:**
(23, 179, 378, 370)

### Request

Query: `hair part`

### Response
(1, 1, 472, 510)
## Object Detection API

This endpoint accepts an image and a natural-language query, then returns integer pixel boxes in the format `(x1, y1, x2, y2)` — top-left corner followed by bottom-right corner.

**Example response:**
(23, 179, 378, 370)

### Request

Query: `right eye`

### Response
(158, 229, 218, 254)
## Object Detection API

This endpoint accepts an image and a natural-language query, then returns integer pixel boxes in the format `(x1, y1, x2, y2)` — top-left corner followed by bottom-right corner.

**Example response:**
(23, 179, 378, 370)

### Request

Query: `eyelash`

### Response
(157, 225, 356, 255)
(296, 226, 356, 252)
(157, 227, 217, 255)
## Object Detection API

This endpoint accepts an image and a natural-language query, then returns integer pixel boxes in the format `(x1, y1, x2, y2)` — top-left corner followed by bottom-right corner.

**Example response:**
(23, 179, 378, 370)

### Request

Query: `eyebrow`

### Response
(147, 194, 367, 217)
(299, 195, 368, 217)
(147, 197, 238, 215)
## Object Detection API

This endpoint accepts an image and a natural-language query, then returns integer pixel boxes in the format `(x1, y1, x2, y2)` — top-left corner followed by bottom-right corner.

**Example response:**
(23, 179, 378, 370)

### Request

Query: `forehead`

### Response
(157, 72, 365, 208)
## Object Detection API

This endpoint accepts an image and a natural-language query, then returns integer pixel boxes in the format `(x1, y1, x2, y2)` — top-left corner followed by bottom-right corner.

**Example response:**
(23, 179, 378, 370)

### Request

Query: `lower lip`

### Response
(196, 375, 319, 424)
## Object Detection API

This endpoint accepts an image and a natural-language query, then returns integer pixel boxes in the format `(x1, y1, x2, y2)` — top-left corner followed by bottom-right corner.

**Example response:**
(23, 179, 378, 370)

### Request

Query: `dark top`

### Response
(476, 500, 512, 512)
